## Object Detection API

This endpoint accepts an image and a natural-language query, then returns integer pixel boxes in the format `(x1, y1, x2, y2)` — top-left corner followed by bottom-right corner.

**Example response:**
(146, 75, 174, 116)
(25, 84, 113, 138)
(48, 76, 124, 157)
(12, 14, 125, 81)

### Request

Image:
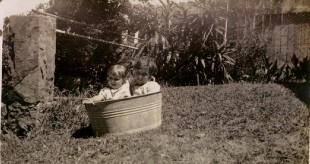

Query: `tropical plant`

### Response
(44, 0, 133, 91)
(128, 0, 237, 85)
(158, 0, 176, 30)
(266, 56, 310, 82)
(126, 2, 159, 38)
(167, 0, 236, 85)
(291, 56, 310, 82)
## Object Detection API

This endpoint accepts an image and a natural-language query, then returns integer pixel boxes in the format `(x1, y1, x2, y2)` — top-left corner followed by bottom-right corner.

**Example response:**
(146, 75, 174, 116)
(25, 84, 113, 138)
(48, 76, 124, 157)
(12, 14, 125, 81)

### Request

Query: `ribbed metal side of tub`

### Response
(85, 92, 162, 136)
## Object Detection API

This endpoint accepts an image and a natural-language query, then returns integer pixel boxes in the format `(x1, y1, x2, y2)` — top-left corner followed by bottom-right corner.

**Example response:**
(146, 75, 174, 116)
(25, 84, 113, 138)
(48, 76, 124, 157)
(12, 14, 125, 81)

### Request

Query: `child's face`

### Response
(133, 68, 150, 85)
(107, 74, 124, 89)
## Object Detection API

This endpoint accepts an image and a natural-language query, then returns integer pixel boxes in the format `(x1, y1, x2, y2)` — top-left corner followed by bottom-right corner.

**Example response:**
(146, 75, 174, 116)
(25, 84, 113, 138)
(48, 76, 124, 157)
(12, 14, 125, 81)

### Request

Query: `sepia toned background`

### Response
(1, 0, 309, 163)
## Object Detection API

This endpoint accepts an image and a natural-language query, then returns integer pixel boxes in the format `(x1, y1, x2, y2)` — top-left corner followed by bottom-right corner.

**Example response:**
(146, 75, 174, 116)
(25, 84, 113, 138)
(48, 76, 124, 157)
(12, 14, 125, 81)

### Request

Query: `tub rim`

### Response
(85, 91, 162, 105)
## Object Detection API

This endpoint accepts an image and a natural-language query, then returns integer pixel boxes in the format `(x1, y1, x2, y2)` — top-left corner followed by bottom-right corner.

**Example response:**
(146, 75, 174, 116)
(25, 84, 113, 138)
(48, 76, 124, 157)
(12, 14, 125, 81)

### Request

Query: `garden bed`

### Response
(1, 83, 309, 163)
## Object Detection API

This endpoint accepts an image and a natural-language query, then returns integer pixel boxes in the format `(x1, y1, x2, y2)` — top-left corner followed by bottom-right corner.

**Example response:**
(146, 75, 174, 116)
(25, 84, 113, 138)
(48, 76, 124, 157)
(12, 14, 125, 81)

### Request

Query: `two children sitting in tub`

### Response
(82, 56, 160, 104)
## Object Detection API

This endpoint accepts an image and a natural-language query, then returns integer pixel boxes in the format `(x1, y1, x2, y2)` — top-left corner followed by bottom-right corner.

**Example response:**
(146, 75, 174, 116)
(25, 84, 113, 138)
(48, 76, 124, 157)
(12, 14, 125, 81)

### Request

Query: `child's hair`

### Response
(133, 56, 157, 76)
(107, 64, 128, 79)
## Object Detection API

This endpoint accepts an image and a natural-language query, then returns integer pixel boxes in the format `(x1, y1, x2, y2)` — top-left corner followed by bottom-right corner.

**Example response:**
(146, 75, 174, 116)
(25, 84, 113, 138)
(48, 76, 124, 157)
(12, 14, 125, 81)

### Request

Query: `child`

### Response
(130, 56, 160, 96)
(82, 65, 131, 104)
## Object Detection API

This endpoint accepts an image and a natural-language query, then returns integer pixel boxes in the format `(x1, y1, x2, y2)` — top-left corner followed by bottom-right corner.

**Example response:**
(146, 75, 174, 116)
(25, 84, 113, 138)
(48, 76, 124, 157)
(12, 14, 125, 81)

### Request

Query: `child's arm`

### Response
(82, 88, 108, 104)
(128, 78, 136, 96)
(82, 95, 104, 104)
(82, 98, 94, 104)
(90, 95, 105, 102)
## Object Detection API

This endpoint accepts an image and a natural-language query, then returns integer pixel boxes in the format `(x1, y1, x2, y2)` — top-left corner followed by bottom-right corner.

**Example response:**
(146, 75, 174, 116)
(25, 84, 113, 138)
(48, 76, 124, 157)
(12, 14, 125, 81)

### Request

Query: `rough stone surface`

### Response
(8, 15, 56, 103)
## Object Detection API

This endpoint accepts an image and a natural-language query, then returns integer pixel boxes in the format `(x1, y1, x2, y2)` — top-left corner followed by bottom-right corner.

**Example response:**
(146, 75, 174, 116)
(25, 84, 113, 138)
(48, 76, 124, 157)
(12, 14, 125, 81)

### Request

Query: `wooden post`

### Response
(281, 13, 284, 24)
(224, 0, 229, 41)
(269, 14, 271, 28)
(122, 30, 128, 44)
(134, 31, 139, 44)
(243, 1, 247, 38)
(197, 73, 200, 86)
(262, 15, 265, 32)
(253, 15, 256, 30)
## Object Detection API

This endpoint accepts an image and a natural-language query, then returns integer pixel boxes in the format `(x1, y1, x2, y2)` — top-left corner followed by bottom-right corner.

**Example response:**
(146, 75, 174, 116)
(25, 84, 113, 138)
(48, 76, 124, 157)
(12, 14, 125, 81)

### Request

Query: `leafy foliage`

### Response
(41, 0, 308, 90)
(130, 0, 236, 85)
(126, 3, 159, 37)
(45, 0, 133, 91)
(230, 33, 270, 82)
(267, 56, 310, 82)
(230, 32, 310, 83)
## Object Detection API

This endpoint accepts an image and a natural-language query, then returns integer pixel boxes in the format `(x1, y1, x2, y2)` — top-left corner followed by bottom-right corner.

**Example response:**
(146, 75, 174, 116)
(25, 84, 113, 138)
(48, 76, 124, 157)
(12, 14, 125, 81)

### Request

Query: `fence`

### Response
(257, 12, 310, 68)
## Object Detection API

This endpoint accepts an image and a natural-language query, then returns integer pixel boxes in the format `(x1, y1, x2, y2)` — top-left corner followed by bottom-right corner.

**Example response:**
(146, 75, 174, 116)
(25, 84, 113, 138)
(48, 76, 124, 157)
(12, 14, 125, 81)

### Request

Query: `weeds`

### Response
(2, 84, 308, 163)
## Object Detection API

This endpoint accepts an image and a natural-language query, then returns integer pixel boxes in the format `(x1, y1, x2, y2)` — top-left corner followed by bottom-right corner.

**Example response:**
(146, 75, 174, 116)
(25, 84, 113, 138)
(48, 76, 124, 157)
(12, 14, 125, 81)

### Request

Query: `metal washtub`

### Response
(85, 92, 162, 136)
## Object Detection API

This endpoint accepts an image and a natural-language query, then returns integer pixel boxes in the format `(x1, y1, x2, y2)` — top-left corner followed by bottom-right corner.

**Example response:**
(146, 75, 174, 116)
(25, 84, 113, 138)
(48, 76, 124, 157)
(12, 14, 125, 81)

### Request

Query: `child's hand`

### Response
(82, 98, 94, 105)
(128, 77, 136, 86)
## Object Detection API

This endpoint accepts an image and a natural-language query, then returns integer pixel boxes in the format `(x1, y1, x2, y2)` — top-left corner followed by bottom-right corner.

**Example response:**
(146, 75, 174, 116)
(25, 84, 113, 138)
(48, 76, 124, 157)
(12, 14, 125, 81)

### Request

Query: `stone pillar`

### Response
(7, 15, 55, 103)
(0, 11, 3, 105)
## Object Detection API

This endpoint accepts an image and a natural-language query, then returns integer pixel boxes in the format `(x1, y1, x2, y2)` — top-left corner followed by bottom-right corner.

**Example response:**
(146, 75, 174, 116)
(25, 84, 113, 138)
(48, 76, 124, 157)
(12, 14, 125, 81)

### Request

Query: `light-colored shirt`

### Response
(132, 81, 160, 96)
(98, 80, 131, 100)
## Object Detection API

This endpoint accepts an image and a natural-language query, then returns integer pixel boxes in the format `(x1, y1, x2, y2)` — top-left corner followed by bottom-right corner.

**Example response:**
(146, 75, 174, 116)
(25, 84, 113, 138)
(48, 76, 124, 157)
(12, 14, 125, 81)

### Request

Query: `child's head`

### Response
(107, 65, 127, 89)
(133, 56, 157, 85)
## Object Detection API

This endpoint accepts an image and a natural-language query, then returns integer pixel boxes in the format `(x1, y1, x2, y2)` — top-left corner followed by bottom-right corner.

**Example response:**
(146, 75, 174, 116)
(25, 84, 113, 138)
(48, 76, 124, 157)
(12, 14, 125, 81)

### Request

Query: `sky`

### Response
(0, 0, 49, 17)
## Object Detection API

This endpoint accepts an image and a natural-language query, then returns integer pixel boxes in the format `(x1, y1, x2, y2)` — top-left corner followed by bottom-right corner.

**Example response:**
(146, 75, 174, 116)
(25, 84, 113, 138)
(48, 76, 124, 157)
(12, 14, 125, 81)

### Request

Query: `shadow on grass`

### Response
(280, 82, 310, 108)
(72, 125, 94, 139)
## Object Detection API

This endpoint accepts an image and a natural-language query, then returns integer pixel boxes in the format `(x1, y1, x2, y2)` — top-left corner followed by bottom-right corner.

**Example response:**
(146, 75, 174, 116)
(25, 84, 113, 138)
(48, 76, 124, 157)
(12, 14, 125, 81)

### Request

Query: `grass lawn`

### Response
(1, 83, 309, 163)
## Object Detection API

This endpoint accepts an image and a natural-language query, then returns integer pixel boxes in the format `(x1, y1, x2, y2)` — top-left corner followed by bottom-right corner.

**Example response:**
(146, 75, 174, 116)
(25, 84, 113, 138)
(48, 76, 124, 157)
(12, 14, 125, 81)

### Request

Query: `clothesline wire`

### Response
(33, 10, 144, 41)
(56, 29, 138, 50)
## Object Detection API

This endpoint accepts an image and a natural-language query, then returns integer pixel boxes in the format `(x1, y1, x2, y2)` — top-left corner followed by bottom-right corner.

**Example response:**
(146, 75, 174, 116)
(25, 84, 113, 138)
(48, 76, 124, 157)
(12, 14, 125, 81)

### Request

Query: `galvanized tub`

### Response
(85, 92, 162, 136)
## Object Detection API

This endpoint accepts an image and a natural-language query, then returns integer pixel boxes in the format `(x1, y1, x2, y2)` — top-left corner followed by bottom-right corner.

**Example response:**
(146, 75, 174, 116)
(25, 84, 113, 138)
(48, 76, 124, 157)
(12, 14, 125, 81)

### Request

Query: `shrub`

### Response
(1, 88, 91, 138)
(229, 33, 270, 82)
